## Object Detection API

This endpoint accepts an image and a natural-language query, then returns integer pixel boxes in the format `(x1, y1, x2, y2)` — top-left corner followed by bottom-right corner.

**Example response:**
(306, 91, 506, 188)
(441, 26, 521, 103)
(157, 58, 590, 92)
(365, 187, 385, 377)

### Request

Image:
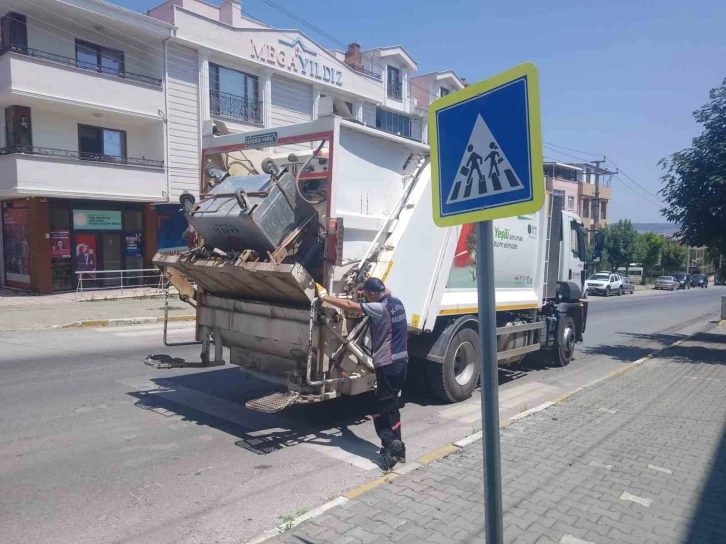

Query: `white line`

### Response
(454, 431, 482, 448)
(510, 402, 555, 421)
(560, 535, 597, 544)
(619, 491, 653, 507)
(647, 464, 673, 475)
(588, 460, 613, 470)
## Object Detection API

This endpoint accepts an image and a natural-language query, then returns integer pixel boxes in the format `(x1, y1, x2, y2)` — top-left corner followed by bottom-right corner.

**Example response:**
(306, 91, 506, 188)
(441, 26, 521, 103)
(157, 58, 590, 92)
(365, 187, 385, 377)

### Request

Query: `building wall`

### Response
(410, 74, 434, 109)
(270, 77, 313, 127)
(547, 177, 579, 213)
(166, 43, 200, 199)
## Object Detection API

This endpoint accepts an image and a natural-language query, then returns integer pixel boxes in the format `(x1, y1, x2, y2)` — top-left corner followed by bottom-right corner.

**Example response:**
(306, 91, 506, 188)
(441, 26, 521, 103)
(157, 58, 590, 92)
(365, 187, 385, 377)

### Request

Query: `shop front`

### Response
(2, 197, 156, 293)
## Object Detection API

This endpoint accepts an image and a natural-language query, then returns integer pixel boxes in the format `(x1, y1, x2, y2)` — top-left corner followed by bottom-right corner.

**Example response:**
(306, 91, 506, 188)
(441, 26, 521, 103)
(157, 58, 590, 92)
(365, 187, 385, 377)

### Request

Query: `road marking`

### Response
(619, 491, 653, 507)
(647, 464, 673, 475)
(588, 460, 613, 470)
(598, 408, 618, 414)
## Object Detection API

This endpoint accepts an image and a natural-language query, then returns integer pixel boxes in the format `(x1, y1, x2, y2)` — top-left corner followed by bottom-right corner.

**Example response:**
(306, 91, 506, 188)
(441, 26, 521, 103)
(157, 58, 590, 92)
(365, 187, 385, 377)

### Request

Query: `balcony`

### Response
(210, 90, 263, 125)
(387, 81, 402, 100)
(0, 145, 163, 168)
(0, 146, 166, 201)
(1, 45, 161, 87)
(0, 48, 165, 118)
(579, 182, 612, 201)
(348, 64, 382, 81)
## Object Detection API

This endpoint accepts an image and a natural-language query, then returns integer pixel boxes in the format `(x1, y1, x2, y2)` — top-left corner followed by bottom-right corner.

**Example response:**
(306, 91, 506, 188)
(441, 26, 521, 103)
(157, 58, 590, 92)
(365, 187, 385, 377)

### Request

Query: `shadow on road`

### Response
(127, 367, 383, 462)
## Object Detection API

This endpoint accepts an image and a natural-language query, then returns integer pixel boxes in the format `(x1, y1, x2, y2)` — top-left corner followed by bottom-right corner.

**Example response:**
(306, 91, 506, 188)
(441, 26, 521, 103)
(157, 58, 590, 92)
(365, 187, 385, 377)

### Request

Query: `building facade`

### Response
(544, 161, 613, 240)
(0, 0, 462, 292)
(0, 0, 172, 292)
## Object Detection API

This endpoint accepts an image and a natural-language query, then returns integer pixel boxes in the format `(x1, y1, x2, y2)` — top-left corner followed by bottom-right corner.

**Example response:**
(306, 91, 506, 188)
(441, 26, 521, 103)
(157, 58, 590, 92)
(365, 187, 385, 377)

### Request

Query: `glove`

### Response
(315, 283, 328, 298)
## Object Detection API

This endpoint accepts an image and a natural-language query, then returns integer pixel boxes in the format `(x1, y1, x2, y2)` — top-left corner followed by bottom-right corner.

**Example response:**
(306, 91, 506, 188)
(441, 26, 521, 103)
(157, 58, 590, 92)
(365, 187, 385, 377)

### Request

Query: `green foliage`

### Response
(661, 240, 688, 270)
(640, 232, 665, 272)
(601, 220, 640, 271)
(659, 78, 726, 254)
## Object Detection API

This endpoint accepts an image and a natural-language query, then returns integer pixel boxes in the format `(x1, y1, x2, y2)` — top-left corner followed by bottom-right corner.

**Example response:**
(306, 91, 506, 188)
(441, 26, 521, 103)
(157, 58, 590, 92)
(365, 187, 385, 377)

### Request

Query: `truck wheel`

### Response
(427, 328, 481, 403)
(553, 316, 576, 367)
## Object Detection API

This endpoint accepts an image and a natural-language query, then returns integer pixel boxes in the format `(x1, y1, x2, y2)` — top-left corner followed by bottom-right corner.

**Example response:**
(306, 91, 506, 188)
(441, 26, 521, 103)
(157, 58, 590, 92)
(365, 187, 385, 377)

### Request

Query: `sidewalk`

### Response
(265, 325, 726, 544)
(0, 288, 194, 331)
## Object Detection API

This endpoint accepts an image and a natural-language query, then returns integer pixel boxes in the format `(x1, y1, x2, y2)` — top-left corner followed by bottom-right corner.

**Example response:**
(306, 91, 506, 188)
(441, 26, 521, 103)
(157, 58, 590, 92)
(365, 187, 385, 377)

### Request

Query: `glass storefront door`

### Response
(100, 234, 122, 287)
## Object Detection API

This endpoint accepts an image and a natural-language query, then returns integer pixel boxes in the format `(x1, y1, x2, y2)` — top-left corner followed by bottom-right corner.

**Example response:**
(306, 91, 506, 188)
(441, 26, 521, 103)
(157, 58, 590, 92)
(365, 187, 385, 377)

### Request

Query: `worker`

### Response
(316, 277, 408, 469)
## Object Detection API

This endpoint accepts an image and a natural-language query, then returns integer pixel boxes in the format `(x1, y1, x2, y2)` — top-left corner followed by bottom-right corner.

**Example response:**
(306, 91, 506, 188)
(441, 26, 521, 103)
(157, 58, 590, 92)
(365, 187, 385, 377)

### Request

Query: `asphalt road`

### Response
(1, 286, 723, 544)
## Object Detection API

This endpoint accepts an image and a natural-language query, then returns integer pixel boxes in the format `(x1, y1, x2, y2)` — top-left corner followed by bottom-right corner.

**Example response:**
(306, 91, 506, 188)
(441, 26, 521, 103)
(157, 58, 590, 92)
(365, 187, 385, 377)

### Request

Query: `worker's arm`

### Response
(316, 283, 363, 313)
(321, 294, 363, 314)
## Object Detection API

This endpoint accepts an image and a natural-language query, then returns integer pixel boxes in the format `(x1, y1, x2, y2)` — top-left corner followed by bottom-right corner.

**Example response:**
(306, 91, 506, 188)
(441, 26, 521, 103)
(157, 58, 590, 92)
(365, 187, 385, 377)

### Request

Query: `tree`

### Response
(640, 232, 665, 274)
(602, 220, 640, 271)
(661, 240, 688, 271)
(659, 78, 726, 255)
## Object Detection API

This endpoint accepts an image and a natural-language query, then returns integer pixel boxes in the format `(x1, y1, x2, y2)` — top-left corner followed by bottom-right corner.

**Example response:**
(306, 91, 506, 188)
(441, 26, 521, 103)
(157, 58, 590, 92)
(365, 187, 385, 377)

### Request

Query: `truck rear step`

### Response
(245, 391, 300, 413)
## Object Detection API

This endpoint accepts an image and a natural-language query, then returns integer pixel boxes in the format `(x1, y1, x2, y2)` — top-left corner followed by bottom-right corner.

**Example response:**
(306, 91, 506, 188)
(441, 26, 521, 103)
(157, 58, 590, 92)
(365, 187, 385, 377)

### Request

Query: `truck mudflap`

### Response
(558, 300, 588, 342)
(153, 252, 315, 305)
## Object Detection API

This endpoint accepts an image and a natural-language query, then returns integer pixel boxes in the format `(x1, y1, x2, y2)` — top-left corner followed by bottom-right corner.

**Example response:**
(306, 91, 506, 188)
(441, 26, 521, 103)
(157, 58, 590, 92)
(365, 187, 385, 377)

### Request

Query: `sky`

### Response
(120, 0, 726, 222)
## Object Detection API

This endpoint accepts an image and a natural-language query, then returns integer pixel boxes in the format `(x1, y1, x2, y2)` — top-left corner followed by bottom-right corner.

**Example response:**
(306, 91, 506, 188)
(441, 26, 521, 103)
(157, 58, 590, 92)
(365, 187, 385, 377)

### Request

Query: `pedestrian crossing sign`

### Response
(430, 63, 544, 226)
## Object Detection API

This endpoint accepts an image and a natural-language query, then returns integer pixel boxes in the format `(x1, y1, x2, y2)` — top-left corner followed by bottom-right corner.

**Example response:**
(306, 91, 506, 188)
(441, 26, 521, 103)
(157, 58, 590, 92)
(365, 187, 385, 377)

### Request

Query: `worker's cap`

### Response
(362, 277, 386, 293)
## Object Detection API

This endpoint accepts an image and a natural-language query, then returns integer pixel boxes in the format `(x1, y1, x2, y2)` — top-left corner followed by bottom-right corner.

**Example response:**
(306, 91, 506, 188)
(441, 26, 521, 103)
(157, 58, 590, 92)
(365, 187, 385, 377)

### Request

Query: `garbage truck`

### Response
(153, 108, 588, 412)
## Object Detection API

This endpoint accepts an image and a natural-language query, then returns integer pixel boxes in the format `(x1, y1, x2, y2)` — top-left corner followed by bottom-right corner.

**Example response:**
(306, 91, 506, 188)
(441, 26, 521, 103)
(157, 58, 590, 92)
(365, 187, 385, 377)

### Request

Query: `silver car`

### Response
(654, 276, 678, 291)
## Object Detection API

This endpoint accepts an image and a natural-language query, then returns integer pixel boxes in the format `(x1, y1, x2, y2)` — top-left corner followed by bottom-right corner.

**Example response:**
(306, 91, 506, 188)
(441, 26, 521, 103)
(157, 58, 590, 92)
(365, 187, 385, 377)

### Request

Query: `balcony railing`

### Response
(0, 44, 162, 87)
(387, 81, 402, 100)
(210, 89, 263, 124)
(348, 64, 382, 81)
(0, 144, 164, 168)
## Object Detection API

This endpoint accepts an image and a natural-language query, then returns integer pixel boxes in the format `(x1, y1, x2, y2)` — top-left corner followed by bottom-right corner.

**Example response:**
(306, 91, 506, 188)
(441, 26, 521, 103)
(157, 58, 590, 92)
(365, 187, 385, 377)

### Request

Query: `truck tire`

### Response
(426, 328, 480, 403)
(553, 316, 576, 367)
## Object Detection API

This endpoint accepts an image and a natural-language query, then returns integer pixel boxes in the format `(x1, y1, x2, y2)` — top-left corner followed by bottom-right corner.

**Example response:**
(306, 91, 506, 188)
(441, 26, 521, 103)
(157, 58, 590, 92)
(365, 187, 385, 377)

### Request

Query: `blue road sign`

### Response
(430, 63, 544, 227)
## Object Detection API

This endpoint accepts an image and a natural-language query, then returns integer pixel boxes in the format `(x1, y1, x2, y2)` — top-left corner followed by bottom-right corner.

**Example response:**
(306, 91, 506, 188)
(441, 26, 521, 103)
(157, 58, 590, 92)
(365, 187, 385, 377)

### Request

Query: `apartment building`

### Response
(0, 0, 172, 292)
(0, 0, 462, 293)
(544, 162, 612, 238)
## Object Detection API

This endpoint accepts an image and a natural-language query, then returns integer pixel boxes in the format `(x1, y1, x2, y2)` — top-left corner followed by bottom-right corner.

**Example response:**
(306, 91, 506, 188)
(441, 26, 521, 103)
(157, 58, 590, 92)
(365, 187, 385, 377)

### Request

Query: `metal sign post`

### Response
(429, 62, 544, 543)
(475, 220, 503, 543)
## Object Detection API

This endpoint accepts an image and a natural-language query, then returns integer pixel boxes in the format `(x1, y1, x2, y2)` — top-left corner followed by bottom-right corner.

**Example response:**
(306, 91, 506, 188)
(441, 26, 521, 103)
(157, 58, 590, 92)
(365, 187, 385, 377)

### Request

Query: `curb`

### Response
(56, 315, 196, 329)
(244, 321, 720, 543)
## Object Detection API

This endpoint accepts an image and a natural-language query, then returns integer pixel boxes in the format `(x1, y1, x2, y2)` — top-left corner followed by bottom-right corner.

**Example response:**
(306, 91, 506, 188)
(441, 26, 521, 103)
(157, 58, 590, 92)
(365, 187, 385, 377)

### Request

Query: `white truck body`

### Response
(154, 114, 589, 410)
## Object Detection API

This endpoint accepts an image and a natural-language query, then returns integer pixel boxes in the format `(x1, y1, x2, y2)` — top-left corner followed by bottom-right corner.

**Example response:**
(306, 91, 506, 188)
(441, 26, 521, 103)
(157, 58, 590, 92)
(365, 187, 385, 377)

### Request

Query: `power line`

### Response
(542, 144, 593, 163)
(542, 141, 602, 158)
(606, 157, 661, 200)
(613, 176, 663, 208)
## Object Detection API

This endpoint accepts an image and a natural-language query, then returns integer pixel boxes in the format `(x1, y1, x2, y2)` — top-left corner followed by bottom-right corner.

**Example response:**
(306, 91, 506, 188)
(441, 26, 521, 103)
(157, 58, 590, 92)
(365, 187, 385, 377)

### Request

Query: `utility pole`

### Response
(588, 158, 616, 242)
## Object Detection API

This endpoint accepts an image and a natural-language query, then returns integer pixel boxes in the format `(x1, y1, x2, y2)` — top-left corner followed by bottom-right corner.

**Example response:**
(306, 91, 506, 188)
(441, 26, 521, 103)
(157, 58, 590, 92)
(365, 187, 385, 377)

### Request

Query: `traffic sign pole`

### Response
(475, 220, 504, 544)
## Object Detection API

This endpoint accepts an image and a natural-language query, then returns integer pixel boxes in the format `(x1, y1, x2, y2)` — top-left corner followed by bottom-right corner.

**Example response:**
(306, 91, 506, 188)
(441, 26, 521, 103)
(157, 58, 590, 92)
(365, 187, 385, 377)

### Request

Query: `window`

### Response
(376, 108, 411, 138)
(581, 199, 589, 218)
(601, 201, 607, 220)
(440, 87, 450, 97)
(1, 12, 27, 51)
(567, 196, 575, 210)
(4, 106, 32, 149)
(209, 63, 260, 123)
(78, 125, 127, 162)
(75, 40, 124, 76)
(387, 66, 402, 99)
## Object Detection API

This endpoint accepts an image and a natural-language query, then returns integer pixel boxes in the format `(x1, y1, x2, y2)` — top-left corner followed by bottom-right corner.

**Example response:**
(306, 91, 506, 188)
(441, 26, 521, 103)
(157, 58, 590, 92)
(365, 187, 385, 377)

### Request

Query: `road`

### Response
(1, 286, 722, 544)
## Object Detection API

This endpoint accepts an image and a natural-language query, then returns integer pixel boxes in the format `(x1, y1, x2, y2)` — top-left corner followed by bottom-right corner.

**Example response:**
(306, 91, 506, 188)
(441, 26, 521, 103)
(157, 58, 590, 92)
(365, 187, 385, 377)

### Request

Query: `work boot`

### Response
(389, 439, 406, 465)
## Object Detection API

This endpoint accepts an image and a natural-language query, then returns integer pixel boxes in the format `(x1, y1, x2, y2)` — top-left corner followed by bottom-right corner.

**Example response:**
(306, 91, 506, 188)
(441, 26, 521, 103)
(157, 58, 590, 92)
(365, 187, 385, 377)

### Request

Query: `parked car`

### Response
(586, 273, 624, 296)
(690, 274, 709, 288)
(671, 272, 692, 290)
(654, 276, 679, 290)
(621, 276, 635, 294)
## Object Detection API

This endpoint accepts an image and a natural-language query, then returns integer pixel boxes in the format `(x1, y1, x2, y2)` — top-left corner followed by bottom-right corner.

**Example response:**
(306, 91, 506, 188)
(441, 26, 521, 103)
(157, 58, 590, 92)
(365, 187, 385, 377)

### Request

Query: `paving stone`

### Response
(264, 329, 726, 544)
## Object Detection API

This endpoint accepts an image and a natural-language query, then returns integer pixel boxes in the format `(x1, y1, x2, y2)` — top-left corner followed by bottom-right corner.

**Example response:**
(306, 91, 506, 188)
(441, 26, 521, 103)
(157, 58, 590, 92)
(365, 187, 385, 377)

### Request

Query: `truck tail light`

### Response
(325, 217, 343, 265)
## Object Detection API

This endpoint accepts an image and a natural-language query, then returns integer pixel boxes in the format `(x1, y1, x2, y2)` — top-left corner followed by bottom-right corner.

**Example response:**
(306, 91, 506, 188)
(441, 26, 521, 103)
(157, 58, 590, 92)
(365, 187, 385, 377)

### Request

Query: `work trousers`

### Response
(373, 359, 408, 448)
